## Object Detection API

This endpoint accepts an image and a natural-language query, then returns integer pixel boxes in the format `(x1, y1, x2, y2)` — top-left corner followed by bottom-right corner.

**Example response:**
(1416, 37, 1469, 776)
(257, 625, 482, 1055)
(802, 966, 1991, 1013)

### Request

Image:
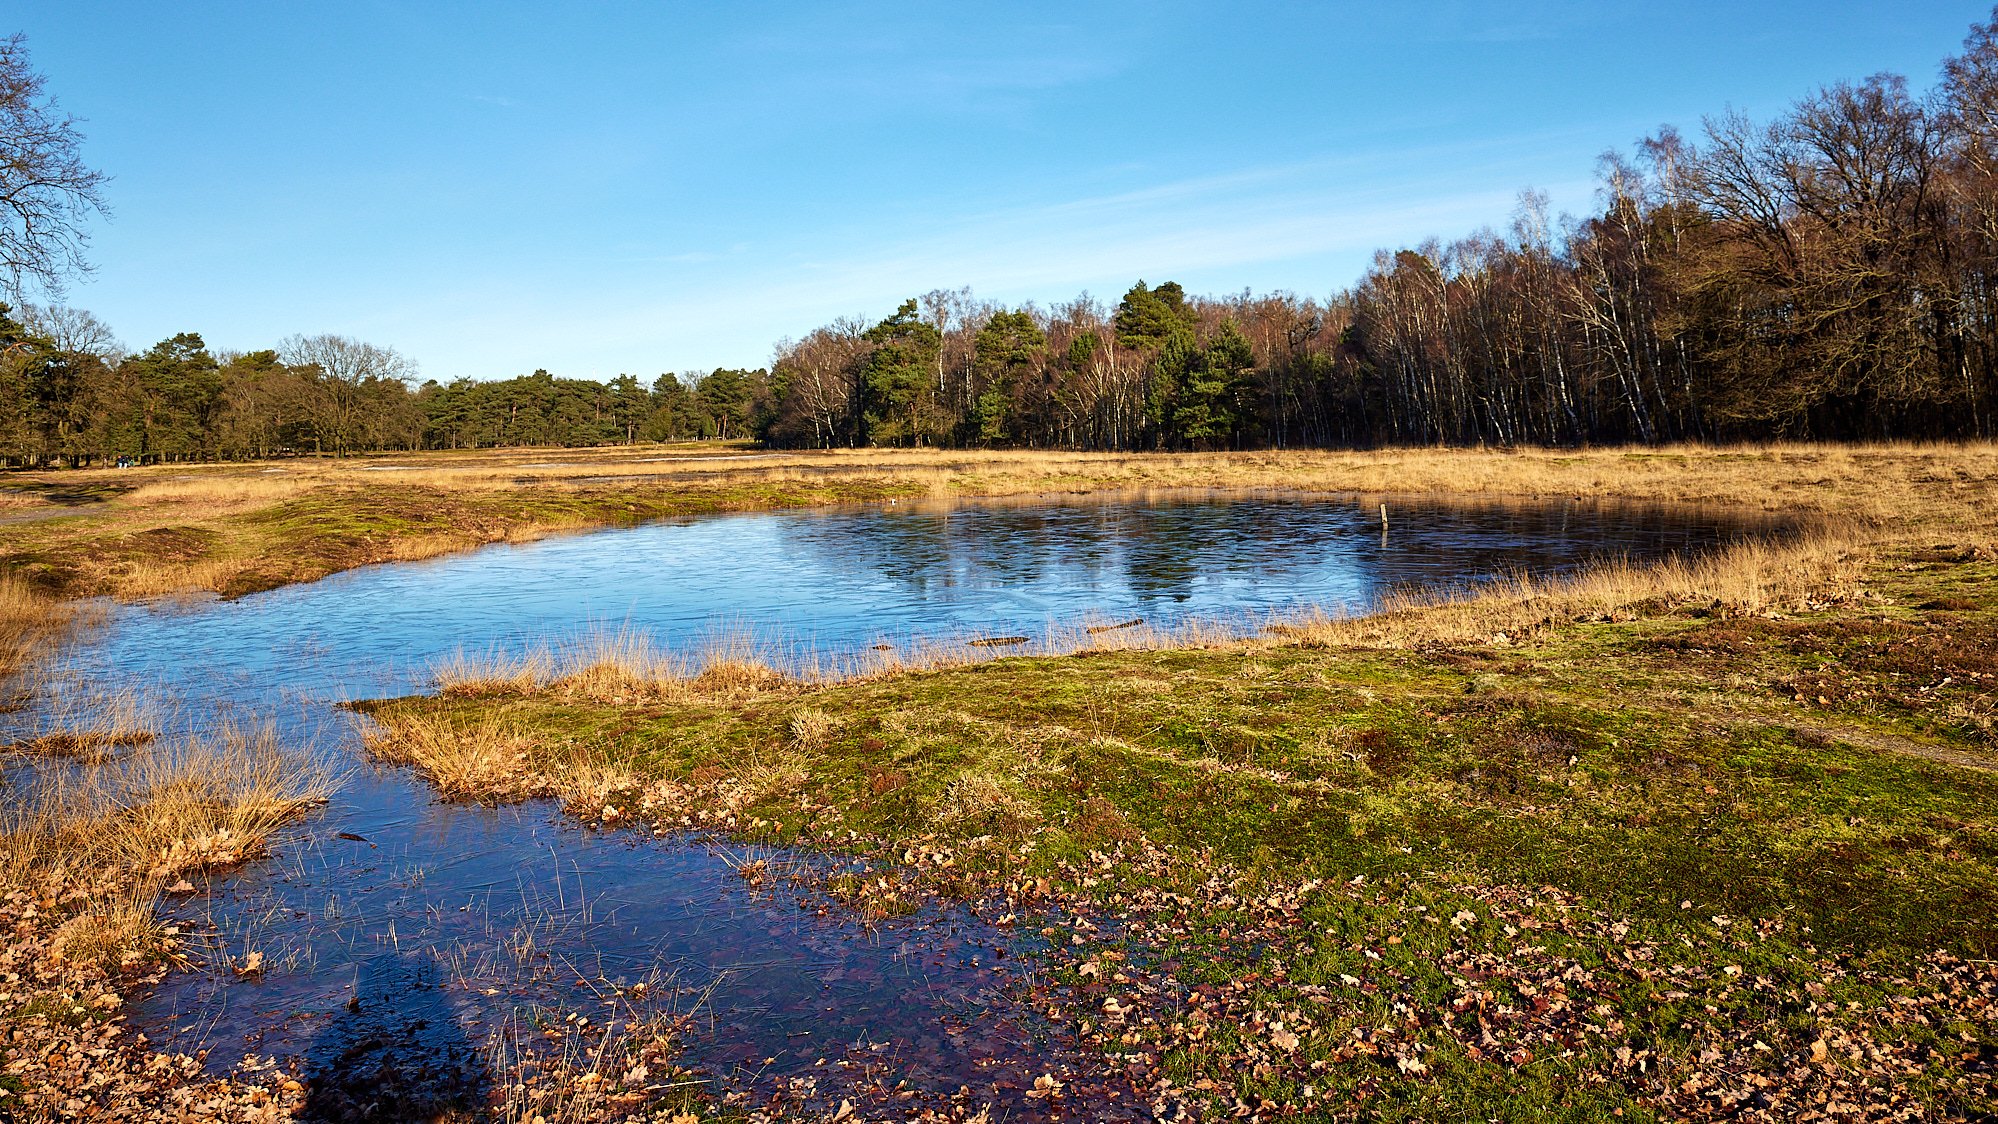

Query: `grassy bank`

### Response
(0, 440, 1991, 599)
(354, 444, 1998, 1121)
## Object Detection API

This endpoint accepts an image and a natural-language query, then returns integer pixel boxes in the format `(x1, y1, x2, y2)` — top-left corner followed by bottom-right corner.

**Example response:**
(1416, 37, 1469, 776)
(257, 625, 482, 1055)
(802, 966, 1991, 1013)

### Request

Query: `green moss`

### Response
(379, 551, 1998, 963)
(350, 544, 1998, 1116)
(4, 996, 113, 1027)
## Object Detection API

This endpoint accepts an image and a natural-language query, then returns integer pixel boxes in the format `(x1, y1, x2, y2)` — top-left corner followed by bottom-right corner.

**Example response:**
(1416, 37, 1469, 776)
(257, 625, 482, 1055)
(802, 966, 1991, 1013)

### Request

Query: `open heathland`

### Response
(3, 443, 1995, 1122)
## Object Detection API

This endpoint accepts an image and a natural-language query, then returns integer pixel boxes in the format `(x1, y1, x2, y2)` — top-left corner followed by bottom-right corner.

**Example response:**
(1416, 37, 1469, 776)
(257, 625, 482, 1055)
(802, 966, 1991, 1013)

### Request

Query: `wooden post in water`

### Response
(1379, 503, 1388, 528)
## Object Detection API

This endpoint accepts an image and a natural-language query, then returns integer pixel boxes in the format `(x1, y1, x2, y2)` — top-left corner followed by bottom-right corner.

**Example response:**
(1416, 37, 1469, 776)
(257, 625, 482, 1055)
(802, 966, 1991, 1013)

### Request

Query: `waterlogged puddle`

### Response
(143, 768, 1050, 1111)
(8, 492, 1783, 1114)
(48, 493, 1778, 698)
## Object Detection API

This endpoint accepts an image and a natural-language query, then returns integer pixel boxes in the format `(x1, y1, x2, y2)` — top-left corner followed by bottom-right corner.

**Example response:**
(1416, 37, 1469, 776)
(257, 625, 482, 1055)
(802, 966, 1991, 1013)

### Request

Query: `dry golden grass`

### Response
(432, 644, 557, 698)
(434, 627, 799, 704)
(801, 441, 1997, 524)
(96, 723, 335, 876)
(50, 881, 169, 972)
(787, 706, 837, 752)
(22, 439, 1998, 510)
(1, 722, 334, 967)
(2, 685, 160, 759)
(363, 705, 663, 821)
(431, 623, 1118, 708)
(123, 474, 317, 508)
(381, 530, 487, 562)
(1270, 521, 1875, 651)
(47, 442, 797, 510)
(0, 574, 73, 677)
(363, 710, 544, 803)
(550, 626, 685, 700)
(114, 557, 249, 600)
(8, 440, 1992, 601)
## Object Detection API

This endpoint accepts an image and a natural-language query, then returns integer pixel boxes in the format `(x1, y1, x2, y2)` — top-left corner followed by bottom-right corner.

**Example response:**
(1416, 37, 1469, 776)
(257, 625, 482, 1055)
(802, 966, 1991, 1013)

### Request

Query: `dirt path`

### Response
(1625, 684, 1998, 775)
(1789, 718, 1998, 774)
(0, 505, 90, 526)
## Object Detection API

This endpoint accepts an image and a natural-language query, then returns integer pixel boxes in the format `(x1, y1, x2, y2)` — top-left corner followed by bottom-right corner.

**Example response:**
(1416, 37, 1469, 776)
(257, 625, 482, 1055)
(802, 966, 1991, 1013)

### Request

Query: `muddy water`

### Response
(11, 492, 1779, 1111)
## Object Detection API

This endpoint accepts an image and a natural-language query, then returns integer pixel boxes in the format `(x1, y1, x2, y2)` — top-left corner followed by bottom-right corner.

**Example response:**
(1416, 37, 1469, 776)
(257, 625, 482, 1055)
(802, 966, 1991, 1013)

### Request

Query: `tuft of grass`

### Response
(434, 643, 556, 698)
(787, 706, 835, 751)
(363, 709, 544, 804)
(0, 574, 73, 679)
(50, 880, 165, 973)
(434, 625, 806, 705)
(3, 686, 160, 760)
(1, 722, 334, 968)
(114, 556, 245, 600)
(95, 722, 336, 877)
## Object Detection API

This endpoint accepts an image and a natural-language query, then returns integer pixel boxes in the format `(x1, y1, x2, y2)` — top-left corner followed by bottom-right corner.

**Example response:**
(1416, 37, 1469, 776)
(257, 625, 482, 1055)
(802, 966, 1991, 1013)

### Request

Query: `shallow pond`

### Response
(10, 491, 1782, 1115)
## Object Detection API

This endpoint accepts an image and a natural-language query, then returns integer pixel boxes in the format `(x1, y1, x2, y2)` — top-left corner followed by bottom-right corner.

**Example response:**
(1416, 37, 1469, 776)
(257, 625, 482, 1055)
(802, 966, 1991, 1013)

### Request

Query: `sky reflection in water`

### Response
(28, 494, 1774, 1100)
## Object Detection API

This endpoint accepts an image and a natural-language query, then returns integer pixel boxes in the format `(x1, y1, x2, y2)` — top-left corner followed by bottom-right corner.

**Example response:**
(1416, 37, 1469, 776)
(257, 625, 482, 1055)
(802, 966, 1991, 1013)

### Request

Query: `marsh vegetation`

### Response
(0, 439, 1948, 600)
(0, 442, 1989, 1122)
(356, 458, 1996, 1121)
(5, 4, 1998, 1119)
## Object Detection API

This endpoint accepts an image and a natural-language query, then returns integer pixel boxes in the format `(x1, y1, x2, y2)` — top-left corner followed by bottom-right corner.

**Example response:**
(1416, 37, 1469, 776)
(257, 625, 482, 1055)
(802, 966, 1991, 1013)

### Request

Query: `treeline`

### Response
(0, 304, 769, 465)
(421, 366, 766, 450)
(11, 12, 1998, 464)
(760, 15, 1998, 449)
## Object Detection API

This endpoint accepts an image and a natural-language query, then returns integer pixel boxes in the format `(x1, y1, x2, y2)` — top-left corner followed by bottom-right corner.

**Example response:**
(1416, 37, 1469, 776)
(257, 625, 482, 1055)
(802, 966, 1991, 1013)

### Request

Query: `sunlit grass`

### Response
(0, 722, 335, 969)
(2, 683, 160, 759)
(0, 574, 73, 678)
(1274, 520, 1873, 650)
(4, 441, 1993, 599)
(363, 709, 542, 804)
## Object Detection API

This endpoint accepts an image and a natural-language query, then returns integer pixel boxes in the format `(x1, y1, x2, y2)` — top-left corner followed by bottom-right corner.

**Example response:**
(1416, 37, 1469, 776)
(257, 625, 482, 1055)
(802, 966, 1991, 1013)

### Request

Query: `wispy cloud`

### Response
(720, 11, 1130, 116)
(384, 143, 1596, 378)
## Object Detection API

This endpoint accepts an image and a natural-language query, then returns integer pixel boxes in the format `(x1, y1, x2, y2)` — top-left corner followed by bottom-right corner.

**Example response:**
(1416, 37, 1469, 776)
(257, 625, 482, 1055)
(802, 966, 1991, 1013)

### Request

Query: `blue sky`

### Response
(12, 2, 1992, 382)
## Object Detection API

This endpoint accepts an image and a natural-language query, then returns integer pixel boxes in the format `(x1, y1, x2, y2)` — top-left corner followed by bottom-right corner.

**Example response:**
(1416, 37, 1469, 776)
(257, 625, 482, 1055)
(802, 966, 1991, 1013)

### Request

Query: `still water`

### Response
(16, 492, 1778, 1113)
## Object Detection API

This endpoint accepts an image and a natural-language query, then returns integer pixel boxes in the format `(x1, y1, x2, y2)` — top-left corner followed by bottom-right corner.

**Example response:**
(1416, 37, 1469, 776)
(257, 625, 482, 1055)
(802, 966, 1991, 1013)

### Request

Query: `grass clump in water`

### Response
(1, 721, 335, 971)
